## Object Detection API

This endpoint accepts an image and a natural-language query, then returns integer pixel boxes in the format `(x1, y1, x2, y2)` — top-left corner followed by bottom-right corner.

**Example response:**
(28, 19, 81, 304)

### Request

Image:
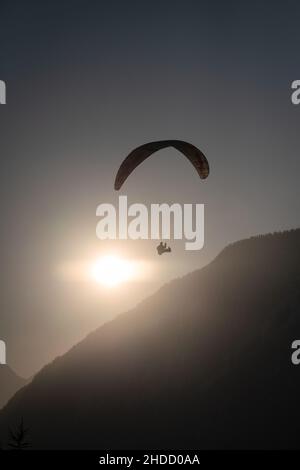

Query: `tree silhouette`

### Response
(8, 417, 31, 450)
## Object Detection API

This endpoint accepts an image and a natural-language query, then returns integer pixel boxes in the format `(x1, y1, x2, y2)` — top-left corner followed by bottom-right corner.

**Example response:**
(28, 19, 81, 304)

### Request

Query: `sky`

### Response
(0, 0, 299, 377)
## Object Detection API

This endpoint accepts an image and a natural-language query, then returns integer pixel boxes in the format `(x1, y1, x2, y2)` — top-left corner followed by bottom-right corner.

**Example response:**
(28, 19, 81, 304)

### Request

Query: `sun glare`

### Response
(90, 255, 135, 288)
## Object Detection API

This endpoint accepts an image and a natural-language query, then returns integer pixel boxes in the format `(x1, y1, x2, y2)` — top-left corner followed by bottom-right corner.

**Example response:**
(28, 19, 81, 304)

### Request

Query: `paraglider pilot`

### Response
(157, 241, 171, 256)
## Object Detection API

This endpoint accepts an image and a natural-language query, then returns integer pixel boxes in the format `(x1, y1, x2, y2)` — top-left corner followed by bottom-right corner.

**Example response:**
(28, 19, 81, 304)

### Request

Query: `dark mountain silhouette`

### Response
(0, 229, 300, 449)
(0, 366, 26, 410)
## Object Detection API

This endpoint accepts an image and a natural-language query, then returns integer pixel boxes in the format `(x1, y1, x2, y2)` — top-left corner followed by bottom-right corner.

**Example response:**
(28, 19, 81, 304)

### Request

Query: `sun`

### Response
(90, 255, 135, 288)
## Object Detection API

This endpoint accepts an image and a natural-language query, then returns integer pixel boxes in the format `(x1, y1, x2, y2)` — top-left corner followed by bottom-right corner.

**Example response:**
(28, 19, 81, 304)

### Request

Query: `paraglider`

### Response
(113, 140, 209, 255)
(156, 241, 172, 256)
(114, 140, 209, 191)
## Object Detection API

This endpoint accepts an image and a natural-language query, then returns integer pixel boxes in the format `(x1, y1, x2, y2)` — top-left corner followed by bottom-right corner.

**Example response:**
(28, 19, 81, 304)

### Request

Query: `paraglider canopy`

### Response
(114, 140, 209, 190)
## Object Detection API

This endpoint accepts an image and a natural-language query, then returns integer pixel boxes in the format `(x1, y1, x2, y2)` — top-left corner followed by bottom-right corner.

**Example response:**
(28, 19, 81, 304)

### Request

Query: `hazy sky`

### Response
(0, 0, 299, 376)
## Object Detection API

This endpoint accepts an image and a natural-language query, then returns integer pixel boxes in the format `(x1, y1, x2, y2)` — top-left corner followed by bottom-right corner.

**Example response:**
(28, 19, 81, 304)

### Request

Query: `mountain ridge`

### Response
(0, 229, 299, 449)
(0, 366, 27, 410)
